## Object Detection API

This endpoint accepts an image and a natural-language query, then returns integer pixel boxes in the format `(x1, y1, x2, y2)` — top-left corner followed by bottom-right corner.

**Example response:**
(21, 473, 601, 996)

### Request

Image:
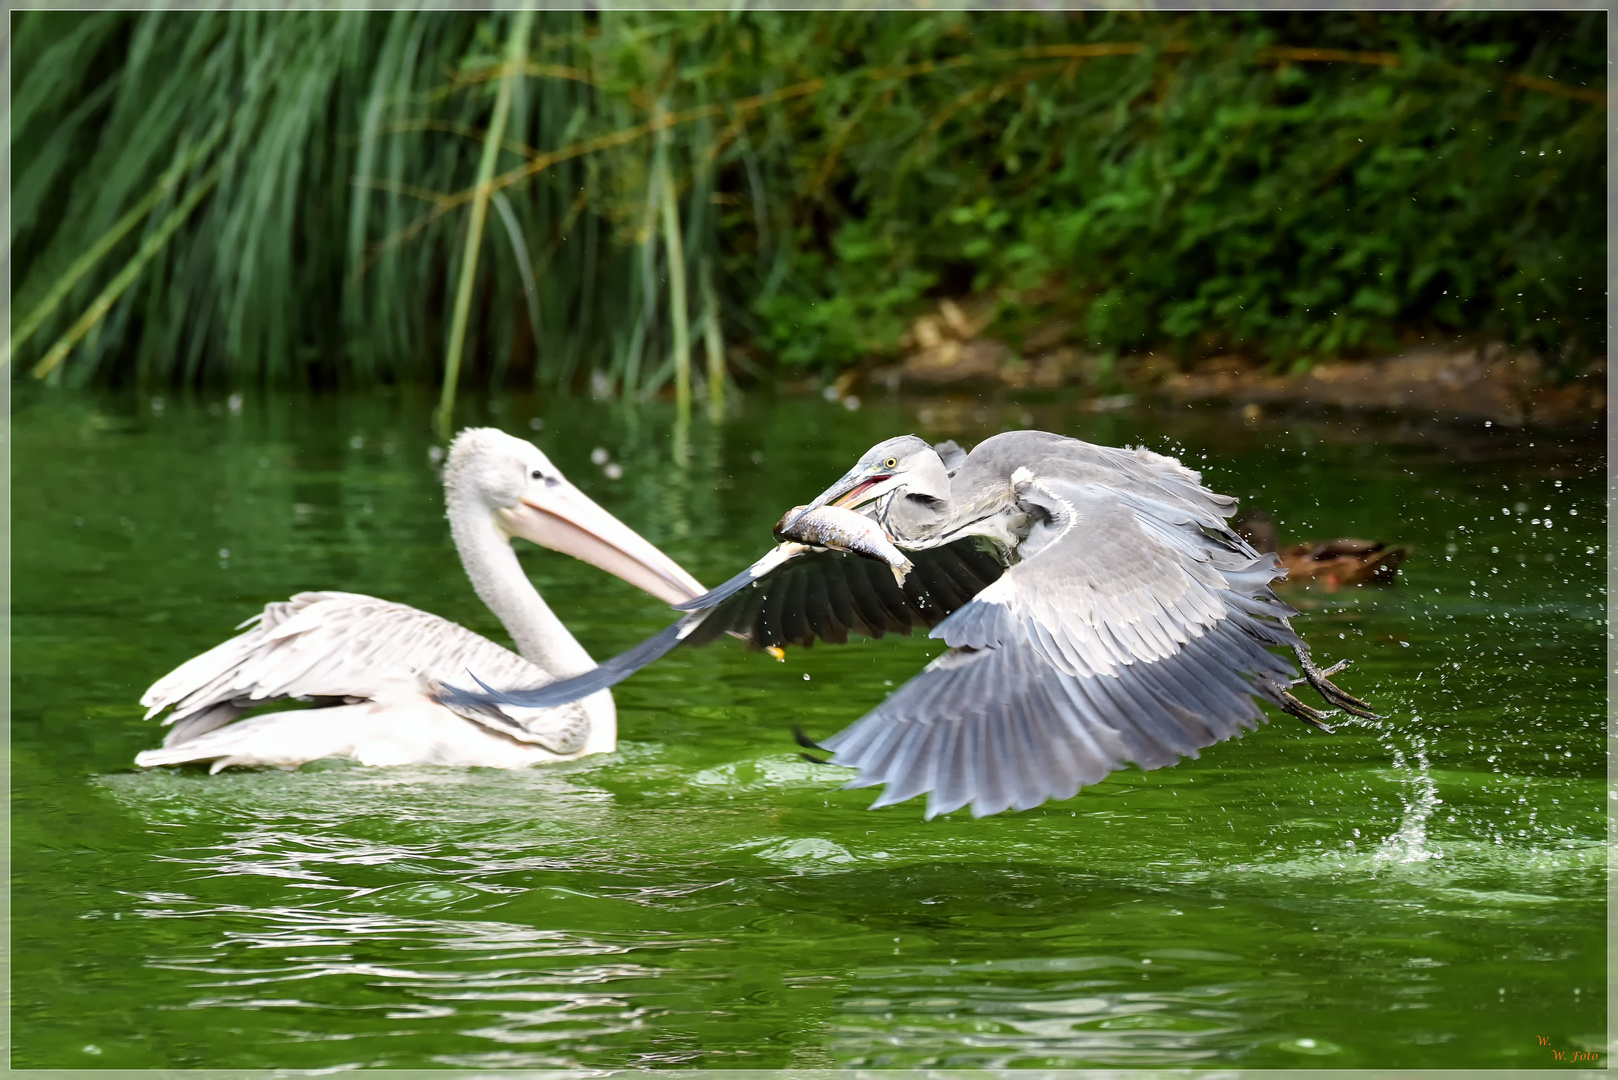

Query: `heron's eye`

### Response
(530, 469, 544, 480)
(883, 457, 898, 469)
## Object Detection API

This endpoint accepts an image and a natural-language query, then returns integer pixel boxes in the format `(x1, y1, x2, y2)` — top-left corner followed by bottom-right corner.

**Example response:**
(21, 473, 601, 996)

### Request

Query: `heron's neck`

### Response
(447, 495, 596, 680)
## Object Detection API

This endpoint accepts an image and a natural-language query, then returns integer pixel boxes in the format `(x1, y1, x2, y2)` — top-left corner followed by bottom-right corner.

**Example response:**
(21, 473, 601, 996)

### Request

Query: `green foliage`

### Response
(737, 12, 1605, 369)
(10, 11, 1605, 389)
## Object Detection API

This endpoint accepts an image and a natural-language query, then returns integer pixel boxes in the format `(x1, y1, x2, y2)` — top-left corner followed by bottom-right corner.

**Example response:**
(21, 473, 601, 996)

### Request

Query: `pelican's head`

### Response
(444, 428, 704, 605)
(789, 435, 954, 540)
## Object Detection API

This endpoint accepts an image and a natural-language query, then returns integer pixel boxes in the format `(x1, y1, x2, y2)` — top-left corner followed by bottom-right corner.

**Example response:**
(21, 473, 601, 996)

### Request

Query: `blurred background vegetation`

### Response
(10, 10, 1606, 397)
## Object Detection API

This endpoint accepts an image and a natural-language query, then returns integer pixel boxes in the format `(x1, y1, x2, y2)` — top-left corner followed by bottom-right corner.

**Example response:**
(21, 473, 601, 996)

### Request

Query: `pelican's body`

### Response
(447, 430, 1376, 818)
(137, 428, 704, 772)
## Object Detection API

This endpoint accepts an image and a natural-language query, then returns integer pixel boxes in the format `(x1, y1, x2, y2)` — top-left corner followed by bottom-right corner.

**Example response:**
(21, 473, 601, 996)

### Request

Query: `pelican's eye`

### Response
(530, 469, 544, 480)
(883, 457, 898, 469)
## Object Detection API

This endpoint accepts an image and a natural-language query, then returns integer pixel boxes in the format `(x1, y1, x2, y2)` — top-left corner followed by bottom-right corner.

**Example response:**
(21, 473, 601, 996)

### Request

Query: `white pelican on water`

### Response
(136, 427, 704, 772)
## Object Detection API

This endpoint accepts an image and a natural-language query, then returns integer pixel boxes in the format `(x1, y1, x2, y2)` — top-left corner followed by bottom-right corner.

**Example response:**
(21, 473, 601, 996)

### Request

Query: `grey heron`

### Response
(444, 430, 1374, 817)
(136, 427, 705, 772)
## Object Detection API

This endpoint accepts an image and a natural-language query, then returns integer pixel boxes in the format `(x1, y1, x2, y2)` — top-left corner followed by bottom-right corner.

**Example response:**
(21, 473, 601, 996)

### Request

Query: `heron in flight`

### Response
(137, 428, 705, 772)
(444, 430, 1374, 817)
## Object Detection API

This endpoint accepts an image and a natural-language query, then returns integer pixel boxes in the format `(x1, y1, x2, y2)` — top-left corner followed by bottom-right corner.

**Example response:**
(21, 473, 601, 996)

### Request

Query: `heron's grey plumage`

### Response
(808, 431, 1371, 817)
(932, 439, 968, 475)
(823, 474, 1303, 817)
(449, 428, 1375, 816)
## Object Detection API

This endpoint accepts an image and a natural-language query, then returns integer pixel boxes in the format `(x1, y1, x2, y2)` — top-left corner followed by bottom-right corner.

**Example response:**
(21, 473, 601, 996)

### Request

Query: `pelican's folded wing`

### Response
(143, 591, 541, 726)
(441, 538, 1006, 711)
(144, 590, 569, 750)
(819, 477, 1304, 819)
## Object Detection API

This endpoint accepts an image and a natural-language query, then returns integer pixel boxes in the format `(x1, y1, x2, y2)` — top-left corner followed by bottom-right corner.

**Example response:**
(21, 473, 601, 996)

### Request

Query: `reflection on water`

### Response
(13, 387, 1605, 1068)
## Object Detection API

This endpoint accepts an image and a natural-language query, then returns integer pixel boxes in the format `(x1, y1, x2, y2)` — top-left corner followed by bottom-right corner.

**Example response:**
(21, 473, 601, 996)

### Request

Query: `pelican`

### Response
(446, 430, 1376, 818)
(135, 427, 705, 772)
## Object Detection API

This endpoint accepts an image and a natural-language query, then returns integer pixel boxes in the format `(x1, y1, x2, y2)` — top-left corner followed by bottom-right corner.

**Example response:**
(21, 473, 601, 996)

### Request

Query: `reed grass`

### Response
(10, 11, 1605, 392)
(435, 8, 532, 436)
(657, 118, 693, 421)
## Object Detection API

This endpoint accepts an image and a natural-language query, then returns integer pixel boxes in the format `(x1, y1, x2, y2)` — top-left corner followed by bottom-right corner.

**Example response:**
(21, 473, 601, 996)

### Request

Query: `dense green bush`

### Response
(10, 11, 1605, 390)
(742, 12, 1605, 371)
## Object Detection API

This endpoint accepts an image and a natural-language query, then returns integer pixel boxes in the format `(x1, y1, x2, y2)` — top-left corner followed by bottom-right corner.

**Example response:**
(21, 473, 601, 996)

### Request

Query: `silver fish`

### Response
(774, 504, 913, 584)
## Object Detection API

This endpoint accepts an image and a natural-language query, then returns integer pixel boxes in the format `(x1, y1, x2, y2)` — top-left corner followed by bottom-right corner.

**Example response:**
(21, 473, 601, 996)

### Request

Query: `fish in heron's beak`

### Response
(777, 467, 899, 535)
(498, 478, 704, 606)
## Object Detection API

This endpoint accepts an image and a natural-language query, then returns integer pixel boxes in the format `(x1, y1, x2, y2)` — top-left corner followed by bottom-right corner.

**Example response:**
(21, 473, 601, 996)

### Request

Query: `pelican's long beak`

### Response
(499, 478, 705, 606)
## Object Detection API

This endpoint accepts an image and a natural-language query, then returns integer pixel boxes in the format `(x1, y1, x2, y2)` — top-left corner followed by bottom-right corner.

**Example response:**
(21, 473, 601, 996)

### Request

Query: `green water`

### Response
(12, 387, 1606, 1070)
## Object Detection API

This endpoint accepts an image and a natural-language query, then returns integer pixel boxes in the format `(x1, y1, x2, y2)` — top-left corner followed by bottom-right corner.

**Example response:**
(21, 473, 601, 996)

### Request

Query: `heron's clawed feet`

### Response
(1294, 650, 1380, 719)
(1291, 658, 1349, 685)
(1272, 683, 1337, 733)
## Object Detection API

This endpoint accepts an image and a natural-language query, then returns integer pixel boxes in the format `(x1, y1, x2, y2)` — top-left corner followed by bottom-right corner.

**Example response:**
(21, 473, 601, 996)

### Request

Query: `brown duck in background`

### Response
(1236, 509, 1409, 591)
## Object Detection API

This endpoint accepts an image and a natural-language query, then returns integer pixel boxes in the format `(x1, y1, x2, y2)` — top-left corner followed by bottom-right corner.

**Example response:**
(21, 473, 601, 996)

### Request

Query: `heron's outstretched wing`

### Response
(678, 538, 1006, 649)
(443, 538, 1007, 711)
(820, 476, 1303, 819)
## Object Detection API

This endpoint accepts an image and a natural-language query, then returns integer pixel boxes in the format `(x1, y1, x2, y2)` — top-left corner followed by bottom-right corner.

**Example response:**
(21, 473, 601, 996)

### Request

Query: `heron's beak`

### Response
(499, 479, 705, 606)
(780, 466, 901, 533)
(815, 463, 906, 514)
(829, 474, 899, 510)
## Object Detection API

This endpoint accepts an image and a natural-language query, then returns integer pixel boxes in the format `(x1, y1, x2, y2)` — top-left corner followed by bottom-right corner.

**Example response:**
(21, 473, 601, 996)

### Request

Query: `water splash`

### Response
(1374, 723, 1441, 866)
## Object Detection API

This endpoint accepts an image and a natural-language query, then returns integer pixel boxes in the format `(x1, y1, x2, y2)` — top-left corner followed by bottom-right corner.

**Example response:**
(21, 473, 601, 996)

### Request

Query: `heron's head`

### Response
(789, 435, 953, 538)
(444, 428, 704, 605)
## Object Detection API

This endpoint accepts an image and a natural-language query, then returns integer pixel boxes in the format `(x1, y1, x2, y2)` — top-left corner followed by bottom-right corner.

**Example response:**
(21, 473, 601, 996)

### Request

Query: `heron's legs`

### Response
(1292, 658, 1349, 684)
(1293, 647, 1380, 718)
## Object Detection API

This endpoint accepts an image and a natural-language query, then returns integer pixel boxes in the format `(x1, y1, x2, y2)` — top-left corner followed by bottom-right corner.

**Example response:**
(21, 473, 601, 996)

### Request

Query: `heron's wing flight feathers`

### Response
(680, 538, 1006, 651)
(820, 478, 1301, 818)
(440, 538, 1007, 712)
